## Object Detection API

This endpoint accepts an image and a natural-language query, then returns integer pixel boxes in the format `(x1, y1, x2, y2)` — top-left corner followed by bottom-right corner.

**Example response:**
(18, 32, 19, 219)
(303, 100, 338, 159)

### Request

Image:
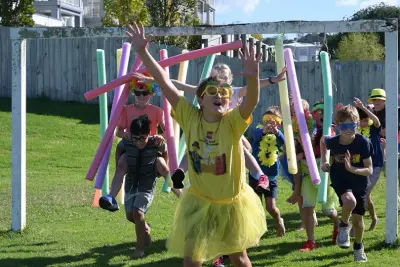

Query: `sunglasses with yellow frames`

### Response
(200, 82, 233, 99)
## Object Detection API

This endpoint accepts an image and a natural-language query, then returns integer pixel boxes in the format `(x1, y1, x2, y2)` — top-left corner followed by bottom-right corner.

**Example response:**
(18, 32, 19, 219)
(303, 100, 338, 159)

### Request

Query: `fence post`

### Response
(221, 35, 228, 56)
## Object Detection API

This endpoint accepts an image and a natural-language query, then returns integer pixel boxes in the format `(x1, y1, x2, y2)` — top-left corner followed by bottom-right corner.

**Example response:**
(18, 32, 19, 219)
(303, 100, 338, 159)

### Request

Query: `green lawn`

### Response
(0, 97, 399, 267)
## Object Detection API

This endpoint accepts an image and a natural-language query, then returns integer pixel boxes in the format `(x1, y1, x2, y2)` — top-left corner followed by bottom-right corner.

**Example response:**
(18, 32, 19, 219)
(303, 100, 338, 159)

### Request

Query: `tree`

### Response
(0, 0, 35, 26)
(328, 2, 400, 59)
(337, 33, 384, 60)
(103, 0, 150, 26)
(147, 0, 201, 49)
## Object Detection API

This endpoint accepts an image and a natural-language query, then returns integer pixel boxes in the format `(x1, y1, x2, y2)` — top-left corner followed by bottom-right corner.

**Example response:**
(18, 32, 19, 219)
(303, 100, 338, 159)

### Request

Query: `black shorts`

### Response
(249, 175, 278, 199)
(332, 184, 368, 216)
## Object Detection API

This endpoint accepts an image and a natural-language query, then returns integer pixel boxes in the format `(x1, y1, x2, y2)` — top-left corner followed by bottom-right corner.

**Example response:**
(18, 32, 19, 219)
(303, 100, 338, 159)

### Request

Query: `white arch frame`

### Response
(9, 19, 399, 244)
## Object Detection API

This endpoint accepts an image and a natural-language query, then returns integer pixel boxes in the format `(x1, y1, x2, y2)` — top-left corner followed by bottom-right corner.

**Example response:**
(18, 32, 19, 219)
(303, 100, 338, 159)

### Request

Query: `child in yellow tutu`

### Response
(127, 22, 267, 266)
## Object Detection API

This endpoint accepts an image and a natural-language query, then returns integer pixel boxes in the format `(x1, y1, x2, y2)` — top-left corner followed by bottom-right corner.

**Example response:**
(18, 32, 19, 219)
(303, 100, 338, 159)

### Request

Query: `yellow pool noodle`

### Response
(275, 40, 297, 174)
(115, 48, 125, 205)
(174, 50, 189, 152)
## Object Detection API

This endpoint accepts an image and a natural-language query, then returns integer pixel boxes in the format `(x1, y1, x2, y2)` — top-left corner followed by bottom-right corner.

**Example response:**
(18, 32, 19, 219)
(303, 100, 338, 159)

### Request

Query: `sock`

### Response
(353, 242, 363, 250)
(339, 220, 349, 227)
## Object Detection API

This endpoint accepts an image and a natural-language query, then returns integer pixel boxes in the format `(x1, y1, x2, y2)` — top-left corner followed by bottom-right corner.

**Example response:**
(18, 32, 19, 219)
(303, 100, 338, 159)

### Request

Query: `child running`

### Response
(321, 105, 373, 262)
(127, 22, 267, 267)
(121, 115, 169, 258)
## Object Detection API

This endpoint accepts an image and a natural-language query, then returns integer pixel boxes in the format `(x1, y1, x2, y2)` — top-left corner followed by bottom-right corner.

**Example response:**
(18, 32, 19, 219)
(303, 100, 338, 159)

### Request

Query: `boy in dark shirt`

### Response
(321, 105, 373, 263)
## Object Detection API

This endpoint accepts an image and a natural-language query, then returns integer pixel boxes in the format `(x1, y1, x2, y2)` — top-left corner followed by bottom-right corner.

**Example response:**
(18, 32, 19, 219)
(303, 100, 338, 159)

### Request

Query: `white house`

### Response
(283, 42, 322, 61)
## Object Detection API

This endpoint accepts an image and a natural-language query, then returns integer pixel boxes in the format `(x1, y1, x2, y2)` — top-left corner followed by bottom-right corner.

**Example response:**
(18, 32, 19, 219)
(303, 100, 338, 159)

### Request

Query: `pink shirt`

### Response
(117, 104, 164, 136)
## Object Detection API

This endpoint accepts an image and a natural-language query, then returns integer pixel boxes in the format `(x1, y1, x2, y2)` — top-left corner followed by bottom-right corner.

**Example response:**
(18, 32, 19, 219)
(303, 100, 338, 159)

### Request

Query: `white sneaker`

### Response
(337, 225, 350, 249)
(354, 247, 368, 262)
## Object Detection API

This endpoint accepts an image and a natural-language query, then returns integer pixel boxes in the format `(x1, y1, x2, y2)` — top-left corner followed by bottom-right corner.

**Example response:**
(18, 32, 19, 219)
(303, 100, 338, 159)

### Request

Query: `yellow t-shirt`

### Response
(172, 96, 252, 202)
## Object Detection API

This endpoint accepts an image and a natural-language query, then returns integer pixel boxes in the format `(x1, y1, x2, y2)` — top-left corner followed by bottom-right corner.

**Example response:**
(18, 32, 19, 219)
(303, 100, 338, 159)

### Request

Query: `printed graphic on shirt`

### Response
(188, 131, 227, 175)
(334, 153, 361, 164)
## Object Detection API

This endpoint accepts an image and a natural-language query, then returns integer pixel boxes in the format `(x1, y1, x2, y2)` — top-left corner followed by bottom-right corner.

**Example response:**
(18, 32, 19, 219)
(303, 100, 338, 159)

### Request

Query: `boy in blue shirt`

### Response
(250, 106, 285, 237)
(321, 105, 373, 262)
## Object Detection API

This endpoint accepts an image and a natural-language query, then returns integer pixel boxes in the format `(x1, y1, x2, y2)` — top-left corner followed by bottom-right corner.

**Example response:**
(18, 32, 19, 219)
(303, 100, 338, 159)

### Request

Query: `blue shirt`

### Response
(367, 125, 384, 167)
(252, 128, 285, 178)
(325, 134, 373, 190)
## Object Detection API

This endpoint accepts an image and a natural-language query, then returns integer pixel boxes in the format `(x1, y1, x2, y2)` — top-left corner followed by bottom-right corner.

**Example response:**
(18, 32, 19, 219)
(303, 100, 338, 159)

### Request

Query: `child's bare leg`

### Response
(303, 207, 316, 241)
(352, 214, 365, 246)
(266, 197, 285, 236)
(297, 197, 305, 230)
(229, 250, 252, 267)
(109, 153, 128, 197)
(133, 208, 147, 257)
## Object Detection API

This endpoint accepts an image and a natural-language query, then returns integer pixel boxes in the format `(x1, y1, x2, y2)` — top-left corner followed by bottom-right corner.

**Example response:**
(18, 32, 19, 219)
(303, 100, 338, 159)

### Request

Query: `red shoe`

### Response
(299, 240, 317, 252)
(256, 175, 270, 192)
(212, 256, 225, 267)
(332, 230, 339, 244)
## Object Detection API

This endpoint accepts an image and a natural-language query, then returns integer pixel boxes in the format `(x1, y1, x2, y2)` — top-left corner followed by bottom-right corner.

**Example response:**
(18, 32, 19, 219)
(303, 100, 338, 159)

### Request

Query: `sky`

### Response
(214, 0, 399, 37)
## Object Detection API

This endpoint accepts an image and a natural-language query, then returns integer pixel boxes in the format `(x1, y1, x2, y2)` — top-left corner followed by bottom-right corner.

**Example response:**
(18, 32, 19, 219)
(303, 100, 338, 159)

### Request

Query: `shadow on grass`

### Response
(0, 238, 182, 267)
(0, 97, 103, 125)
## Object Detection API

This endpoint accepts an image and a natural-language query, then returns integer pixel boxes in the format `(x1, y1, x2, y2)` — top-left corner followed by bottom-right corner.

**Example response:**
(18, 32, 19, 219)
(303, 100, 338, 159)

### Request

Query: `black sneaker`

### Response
(99, 195, 119, 212)
(171, 168, 185, 189)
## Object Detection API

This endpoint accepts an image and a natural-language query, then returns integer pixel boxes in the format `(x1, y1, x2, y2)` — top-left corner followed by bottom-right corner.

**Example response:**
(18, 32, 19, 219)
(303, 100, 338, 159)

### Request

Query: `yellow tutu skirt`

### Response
(166, 183, 267, 262)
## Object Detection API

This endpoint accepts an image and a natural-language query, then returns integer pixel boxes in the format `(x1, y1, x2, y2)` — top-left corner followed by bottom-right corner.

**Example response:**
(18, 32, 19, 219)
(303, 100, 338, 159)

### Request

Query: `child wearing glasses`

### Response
(249, 106, 286, 237)
(295, 100, 339, 252)
(121, 114, 169, 258)
(321, 105, 373, 263)
(127, 22, 267, 266)
(99, 80, 181, 212)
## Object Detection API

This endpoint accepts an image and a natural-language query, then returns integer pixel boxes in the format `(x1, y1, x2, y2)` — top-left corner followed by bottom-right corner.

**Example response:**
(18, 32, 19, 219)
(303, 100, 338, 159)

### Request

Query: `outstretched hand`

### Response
(126, 21, 151, 53)
(238, 45, 262, 78)
(271, 67, 287, 83)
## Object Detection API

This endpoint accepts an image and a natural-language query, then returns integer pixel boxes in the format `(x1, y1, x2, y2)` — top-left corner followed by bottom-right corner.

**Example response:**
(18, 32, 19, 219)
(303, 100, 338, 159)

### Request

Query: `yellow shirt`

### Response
(172, 97, 252, 202)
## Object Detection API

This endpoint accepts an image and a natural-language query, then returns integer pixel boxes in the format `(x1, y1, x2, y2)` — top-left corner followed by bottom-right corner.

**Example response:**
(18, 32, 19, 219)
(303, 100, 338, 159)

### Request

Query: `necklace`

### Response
(258, 133, 279, 167)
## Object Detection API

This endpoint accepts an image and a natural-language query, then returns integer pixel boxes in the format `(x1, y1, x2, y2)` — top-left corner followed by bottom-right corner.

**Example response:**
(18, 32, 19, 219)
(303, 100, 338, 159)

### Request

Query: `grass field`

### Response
(0, 97, 399, 267)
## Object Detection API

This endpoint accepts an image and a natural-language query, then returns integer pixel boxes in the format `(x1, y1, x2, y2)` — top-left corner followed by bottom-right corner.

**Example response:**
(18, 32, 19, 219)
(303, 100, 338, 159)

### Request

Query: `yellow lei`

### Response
(258, 134, 279, 167)
(357, 120, 373, 138)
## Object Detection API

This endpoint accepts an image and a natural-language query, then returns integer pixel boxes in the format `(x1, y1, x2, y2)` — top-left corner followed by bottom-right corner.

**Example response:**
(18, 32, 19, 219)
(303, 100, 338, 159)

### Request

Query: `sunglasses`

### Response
(337, 122, 357, 131)
(201, 84, 233, 98)
(134, 90, 151, 97)
(131, 136, 147, 142)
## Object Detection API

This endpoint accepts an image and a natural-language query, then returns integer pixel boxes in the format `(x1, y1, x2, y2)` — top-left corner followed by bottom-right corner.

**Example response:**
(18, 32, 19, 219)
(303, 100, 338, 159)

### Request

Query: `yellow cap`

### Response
(368, 88, 386, 102)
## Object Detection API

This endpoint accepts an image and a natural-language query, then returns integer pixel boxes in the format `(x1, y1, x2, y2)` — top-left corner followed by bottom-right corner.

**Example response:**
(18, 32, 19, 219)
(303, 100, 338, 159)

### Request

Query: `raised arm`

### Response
(238, 46, 262, 120)
(127, 22, 180, 109)
(353, 97, 381, 129)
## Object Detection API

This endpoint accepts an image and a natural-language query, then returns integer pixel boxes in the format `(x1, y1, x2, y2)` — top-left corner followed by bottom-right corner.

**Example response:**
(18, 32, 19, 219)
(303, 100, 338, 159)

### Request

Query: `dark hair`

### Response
(312, 99, 324, 108)
(196, 76, 224, 99)
(356, 107, 369, 120)
(130, 115, 151, 136)
(263, 105, 282, 118)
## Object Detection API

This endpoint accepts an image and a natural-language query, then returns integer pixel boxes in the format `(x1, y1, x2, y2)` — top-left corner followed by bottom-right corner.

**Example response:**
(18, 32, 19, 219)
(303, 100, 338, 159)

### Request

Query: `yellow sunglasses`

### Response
(201, 82, 233, 98)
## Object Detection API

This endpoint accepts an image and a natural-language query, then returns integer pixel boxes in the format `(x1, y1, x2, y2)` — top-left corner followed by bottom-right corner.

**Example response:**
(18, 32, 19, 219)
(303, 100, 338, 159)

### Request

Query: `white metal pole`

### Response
(11, 38, 27, 232)
(385, 30, 399, 245)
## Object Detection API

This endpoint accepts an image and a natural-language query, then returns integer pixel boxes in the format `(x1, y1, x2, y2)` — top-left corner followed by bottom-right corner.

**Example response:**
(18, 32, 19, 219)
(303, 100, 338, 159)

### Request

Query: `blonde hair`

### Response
(336, 105, 360, 124)
(210, 63, 233, 84)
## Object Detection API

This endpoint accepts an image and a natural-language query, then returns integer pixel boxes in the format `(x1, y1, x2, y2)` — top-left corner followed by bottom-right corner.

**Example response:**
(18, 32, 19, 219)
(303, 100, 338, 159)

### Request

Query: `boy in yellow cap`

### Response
(368, 89, 386, 135)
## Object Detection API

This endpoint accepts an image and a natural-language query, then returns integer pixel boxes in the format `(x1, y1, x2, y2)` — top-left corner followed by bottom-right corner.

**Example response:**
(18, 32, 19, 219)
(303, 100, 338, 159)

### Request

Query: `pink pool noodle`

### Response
(87, 56, 143, 180)
(95, 43, 132, 189)
(160, 49, 179, 175)
(284, 48, 321, 185)
(84, 40, 243, 101)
